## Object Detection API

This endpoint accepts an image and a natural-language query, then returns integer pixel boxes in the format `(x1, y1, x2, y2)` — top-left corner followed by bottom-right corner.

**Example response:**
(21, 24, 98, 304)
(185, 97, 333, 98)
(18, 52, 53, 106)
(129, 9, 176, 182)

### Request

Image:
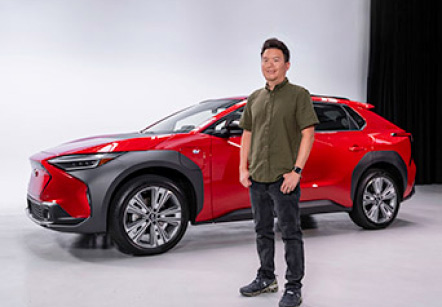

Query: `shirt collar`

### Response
(265, 78, 289, 92)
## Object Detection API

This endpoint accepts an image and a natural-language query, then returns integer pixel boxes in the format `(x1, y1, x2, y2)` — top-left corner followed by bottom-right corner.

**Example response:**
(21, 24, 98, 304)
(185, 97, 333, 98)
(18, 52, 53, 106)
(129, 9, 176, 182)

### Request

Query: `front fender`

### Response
(63, 150, 203, 233)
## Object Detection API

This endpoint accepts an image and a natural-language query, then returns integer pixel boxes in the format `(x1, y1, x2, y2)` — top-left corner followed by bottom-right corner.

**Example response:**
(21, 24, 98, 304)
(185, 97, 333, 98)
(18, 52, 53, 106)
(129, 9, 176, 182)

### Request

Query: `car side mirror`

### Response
(224, 119, 243, 136)
(212, 119, 243, 138)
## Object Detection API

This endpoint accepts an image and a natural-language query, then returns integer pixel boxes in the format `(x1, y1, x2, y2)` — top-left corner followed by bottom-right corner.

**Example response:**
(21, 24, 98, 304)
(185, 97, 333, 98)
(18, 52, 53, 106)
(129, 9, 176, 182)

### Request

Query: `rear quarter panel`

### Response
(357, 108, 416, 198)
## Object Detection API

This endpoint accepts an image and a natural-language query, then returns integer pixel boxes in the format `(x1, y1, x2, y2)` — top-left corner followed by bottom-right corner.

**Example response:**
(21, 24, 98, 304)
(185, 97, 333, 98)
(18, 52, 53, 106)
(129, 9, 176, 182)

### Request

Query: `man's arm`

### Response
(280, 126, 315, 194)
(239, 130, 252, 187)
(294, 125, 315, 170)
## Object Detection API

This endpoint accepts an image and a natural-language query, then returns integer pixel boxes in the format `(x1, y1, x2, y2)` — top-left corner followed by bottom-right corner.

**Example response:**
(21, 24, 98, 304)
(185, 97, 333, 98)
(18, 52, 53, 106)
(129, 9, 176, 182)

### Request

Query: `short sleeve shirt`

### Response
(239, 78, 319, 183)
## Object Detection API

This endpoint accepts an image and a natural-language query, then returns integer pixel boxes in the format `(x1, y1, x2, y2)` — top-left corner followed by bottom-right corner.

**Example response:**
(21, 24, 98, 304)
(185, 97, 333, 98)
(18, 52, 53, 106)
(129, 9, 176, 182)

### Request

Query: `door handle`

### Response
(349, 145, 366, 152)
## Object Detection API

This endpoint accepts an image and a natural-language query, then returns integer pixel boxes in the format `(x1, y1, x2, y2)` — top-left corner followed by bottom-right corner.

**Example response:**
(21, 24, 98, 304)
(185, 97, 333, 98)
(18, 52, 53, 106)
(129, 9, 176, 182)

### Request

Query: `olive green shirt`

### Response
(239, 78, 319, 183)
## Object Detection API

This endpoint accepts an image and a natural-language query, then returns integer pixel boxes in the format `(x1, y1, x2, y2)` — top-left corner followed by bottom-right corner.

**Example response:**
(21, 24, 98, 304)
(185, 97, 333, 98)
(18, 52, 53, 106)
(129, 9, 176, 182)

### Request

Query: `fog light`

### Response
(43, 208, 50, 220)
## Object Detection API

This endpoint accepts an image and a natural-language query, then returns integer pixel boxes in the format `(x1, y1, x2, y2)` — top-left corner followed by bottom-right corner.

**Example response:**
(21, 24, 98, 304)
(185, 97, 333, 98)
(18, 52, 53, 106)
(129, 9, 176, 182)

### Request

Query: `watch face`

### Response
(294, 167, 302, 174)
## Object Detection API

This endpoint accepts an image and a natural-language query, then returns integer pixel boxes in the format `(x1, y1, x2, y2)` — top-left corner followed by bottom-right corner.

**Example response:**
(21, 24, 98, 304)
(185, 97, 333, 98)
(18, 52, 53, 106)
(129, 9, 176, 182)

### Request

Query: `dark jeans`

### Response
(250, 178, 304, 291)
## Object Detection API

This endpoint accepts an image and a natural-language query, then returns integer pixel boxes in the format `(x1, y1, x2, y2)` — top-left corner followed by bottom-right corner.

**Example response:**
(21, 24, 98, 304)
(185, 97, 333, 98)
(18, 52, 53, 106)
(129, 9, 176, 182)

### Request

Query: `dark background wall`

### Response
(367, 0, 442, 184)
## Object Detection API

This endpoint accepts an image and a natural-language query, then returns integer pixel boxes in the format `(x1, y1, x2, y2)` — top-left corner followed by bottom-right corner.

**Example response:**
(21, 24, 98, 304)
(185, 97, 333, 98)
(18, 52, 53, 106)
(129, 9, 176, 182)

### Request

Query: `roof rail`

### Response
(311, 94, 349, 101)
(311, 95, 374, 109)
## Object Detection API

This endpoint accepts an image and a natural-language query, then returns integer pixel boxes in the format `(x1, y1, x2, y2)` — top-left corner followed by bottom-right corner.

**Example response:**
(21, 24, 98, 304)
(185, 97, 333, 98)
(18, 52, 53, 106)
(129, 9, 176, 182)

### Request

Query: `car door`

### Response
(301, 103, 372, 207)
(206, 108, 251, 220)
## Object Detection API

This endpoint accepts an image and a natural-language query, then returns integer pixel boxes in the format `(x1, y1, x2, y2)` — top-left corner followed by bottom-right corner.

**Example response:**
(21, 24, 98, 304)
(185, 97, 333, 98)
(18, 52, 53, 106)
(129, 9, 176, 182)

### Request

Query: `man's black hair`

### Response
(260, 38, 290, 63)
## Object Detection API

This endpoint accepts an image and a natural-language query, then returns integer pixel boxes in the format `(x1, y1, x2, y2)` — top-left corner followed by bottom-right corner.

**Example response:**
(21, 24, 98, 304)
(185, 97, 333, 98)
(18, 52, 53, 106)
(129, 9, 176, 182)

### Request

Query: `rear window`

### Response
(314, 104, 351, 131)
(342, 105, 366, 129)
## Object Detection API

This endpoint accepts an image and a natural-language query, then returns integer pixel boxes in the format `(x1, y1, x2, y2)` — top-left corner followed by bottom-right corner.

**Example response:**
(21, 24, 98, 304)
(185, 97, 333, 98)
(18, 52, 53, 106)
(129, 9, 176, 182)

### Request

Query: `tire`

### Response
(349, 169, 400, 229)
(109, 175, 189, 255)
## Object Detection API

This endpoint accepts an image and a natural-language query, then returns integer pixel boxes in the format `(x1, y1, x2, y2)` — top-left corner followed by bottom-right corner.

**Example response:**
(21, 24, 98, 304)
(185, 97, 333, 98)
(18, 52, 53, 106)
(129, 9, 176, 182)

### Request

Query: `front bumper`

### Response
(26, 196, 85, 226)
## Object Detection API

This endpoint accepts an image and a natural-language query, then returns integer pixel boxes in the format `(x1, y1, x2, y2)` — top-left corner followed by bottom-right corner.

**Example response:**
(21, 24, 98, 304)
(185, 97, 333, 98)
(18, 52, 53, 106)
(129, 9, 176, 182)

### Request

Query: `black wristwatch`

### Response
(293, 166, 302, 175)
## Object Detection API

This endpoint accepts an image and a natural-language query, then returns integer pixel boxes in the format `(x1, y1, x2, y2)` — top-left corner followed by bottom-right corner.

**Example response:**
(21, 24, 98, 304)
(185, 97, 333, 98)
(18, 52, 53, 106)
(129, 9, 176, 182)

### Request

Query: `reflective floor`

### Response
(1, 185, 441, 307)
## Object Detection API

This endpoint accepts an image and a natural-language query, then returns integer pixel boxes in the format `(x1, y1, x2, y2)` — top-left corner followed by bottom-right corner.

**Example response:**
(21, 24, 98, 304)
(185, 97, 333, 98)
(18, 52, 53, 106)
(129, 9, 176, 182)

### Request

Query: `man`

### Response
(238, 38, 319, 307)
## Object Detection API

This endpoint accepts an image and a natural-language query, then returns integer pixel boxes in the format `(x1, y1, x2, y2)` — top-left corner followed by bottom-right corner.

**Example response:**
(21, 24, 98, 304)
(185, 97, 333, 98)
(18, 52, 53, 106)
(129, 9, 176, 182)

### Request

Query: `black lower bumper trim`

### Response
(27, 197, 85, 226)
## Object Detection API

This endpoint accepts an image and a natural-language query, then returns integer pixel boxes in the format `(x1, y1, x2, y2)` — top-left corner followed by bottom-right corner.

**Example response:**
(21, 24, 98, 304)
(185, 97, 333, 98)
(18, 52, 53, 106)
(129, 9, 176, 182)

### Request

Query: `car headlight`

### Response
(48, 153, 123, 171)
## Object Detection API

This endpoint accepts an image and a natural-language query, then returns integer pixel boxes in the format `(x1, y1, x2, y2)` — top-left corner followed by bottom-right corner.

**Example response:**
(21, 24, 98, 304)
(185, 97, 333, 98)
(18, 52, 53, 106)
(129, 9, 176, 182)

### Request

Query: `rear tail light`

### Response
(391, 132, 413, 142)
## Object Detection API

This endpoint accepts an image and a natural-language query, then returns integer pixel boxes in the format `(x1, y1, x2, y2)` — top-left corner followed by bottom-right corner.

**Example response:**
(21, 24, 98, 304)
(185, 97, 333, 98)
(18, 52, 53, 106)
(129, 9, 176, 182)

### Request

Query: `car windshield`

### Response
(141, 99, 243, 134)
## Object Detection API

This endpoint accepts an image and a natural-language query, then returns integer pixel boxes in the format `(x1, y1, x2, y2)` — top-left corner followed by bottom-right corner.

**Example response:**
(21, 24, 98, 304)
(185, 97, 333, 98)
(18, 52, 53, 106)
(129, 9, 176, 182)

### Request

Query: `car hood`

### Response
(40, 132, 173, 157)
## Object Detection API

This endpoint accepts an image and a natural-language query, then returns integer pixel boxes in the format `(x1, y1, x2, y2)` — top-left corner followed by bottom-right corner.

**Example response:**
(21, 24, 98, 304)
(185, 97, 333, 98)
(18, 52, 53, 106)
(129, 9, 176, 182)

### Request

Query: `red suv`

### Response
(27, 95, 416, 255)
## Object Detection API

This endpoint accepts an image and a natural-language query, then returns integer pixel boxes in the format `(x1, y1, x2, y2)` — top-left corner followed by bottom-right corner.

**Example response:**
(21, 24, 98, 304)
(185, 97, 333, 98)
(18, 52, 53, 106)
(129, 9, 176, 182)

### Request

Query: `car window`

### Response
(342, 105, 366, 129)
(314, 104, 351, 131)
(174, 109, 225, 132)
(141, 99, 240, 134)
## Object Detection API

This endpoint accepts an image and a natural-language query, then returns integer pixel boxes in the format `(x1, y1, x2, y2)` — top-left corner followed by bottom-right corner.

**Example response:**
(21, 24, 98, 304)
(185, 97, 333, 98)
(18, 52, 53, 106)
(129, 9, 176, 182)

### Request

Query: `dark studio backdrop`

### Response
(367, 0, 442, 184)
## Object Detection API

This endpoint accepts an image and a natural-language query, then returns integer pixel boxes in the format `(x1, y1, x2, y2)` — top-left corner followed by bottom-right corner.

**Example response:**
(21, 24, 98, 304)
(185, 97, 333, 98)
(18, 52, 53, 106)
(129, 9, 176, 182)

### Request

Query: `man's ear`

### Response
(285, 61, 291, 71)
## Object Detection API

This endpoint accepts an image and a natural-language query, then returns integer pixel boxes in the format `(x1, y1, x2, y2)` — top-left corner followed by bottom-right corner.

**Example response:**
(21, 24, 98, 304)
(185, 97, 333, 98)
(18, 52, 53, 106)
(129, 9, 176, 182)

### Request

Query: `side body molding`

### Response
(351, 151, 407, 201)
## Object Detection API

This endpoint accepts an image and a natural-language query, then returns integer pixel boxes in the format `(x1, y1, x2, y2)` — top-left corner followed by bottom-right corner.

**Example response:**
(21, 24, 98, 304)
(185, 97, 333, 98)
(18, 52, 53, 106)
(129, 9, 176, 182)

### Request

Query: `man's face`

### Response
(261, 48, 290, 84)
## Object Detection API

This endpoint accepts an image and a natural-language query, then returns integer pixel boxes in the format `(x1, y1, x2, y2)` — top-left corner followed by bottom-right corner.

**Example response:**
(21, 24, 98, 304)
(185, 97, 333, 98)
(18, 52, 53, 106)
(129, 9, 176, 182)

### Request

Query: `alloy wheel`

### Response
(362, 176, 398, 224)
(123, 186, 182, 249)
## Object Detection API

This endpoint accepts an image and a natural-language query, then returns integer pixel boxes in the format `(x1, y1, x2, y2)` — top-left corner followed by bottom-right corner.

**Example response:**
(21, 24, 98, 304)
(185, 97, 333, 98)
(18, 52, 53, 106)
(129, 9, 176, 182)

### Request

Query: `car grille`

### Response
(28, 199, 46, 221)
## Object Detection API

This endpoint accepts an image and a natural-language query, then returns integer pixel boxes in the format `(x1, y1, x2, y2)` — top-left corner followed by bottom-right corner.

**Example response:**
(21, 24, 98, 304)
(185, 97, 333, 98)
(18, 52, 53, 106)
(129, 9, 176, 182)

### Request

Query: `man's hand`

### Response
(280, 171, 300, 194)
(240, 168, 251, 188)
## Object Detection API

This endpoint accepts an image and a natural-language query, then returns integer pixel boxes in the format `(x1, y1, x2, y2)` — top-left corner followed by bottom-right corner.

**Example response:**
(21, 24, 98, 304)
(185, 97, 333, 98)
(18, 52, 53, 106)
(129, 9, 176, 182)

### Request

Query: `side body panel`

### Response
(302, 130, 374, 207)
(210, 135, 251, 218)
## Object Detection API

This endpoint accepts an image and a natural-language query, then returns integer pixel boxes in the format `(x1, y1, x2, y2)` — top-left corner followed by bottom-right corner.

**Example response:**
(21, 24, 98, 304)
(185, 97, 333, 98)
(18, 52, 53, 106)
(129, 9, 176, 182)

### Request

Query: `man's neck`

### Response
(267, 82, 277, 91)
(266, 77, 287, 91)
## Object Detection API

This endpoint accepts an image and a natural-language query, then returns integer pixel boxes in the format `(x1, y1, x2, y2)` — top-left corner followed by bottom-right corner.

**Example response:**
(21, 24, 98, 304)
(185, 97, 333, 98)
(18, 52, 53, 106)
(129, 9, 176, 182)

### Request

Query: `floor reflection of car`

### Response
(27, 95, 416, 255)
